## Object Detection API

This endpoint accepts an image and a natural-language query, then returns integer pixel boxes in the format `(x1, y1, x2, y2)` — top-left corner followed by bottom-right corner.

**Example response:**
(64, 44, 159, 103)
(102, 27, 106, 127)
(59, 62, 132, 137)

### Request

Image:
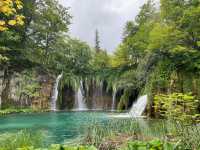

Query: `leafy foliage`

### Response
(0, 130, 44, 150)
(154, 93, 200, 122)
(0, 0, 24, 31)
(108, 0, 200, 112)
(120, 140, 177, 150)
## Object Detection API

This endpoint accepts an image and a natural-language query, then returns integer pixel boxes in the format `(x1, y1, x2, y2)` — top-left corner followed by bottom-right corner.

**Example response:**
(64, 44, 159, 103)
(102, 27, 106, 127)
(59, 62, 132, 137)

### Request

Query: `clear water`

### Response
(0, 112, 110, 144)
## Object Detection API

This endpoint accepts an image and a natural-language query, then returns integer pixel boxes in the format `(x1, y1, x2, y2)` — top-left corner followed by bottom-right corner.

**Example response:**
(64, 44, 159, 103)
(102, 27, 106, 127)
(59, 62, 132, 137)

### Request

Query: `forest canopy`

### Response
(0, 0, 200, 116)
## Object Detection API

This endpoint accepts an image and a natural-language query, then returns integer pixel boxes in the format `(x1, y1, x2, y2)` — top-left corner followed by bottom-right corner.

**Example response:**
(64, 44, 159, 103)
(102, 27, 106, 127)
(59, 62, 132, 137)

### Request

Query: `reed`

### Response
(0, 130, 45, 150)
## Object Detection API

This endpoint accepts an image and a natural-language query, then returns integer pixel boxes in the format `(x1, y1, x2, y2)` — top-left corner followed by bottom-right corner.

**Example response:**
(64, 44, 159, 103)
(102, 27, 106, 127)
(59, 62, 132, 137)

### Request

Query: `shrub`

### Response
(0, 130, 44, 150)
(154, 93, 200, 123)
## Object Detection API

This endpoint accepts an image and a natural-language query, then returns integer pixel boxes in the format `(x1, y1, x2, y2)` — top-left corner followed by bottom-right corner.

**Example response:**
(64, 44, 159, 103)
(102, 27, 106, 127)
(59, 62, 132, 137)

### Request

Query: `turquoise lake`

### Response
(0, 112, 114, 145)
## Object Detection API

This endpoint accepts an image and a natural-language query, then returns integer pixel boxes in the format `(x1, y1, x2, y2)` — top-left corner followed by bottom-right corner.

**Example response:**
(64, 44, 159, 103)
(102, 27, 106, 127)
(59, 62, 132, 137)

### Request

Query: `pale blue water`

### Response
(0, 111, 110, 144)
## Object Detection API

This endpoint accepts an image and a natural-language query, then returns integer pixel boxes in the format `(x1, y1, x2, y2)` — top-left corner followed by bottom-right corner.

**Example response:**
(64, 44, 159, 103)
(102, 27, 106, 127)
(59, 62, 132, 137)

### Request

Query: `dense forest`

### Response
(1, 0, 200, 118)
(0, 0, 200, 149)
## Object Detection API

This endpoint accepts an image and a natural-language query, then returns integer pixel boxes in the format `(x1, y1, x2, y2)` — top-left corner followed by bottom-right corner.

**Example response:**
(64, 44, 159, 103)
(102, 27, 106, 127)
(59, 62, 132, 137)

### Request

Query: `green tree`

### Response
(135, 0, 156, 25)
(95, 29, 101, 53)
(28, 0, 71, 66)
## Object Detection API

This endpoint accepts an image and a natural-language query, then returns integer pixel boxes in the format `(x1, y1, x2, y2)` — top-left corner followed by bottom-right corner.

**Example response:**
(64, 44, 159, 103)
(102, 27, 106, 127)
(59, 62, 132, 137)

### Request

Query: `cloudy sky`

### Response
(59, 0, 147, 53)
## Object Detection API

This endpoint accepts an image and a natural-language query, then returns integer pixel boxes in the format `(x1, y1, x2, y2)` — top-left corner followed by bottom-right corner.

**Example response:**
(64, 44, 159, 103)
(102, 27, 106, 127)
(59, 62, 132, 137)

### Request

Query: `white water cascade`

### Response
(129, 95, 148, 117)
(111, 88, 117, 111)
(111, 95, 148, 118)
(75, 81, 87, 111)
(51, 73, 63, 111)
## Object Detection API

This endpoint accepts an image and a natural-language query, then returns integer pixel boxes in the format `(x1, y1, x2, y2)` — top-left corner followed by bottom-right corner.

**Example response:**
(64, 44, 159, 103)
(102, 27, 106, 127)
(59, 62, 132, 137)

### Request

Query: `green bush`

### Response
(154, 93, 200, 123)
(16, 145, 97, 150)
(0, 130, 44, 150)
(120, 140, 179, 150)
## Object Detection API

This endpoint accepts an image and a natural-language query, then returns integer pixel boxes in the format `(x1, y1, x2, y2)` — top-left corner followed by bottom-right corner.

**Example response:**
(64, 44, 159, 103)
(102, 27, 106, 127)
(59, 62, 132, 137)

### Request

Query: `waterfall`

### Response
(51, 73, 63, 111)
(111, 88, 116, 111)
(75, 81, 87, 111)
(92, 80, 103, 110)
(129, 95, 148, 117)
(111, 95, 148, 118)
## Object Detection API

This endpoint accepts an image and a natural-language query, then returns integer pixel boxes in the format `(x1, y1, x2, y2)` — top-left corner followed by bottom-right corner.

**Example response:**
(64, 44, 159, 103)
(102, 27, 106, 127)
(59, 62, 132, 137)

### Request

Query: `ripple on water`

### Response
(0, 111, 109, 144)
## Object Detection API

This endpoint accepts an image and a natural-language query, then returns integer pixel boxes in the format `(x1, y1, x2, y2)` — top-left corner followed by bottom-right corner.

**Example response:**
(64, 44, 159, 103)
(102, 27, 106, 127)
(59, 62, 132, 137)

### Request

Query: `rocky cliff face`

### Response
(0, 71, 54, 110)
(0, 72, 119, 110)
(59, 85, 75, 110)
(86, 82, 113, 110)
(58, 80, 115, 110)
(32, 74, 54, 109)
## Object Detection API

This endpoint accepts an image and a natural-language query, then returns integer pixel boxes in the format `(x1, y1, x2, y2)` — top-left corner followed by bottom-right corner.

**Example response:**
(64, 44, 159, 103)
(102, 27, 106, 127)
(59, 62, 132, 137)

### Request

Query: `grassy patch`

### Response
(83, 119, 200, 149)
(0, 108, 50, 116)
(0, 130, 45, 150)
(0, 119, 199, 149)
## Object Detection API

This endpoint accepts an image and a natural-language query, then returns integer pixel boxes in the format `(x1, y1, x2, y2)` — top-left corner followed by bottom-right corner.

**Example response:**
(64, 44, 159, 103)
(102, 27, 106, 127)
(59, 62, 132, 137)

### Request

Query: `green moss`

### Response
(0, 108, 50, 116)
(117, 89, 130, 111)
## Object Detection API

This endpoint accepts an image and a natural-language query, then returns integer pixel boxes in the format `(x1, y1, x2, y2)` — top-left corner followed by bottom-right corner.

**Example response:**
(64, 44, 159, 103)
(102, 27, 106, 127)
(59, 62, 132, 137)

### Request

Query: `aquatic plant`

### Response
(0, 130, 45, 150)
(84, 118, 200, 149)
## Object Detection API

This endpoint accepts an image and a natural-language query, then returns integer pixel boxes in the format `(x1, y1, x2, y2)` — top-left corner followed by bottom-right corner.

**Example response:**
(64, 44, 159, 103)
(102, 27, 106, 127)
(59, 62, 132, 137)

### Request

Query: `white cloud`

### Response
(59, 0, 147, 52)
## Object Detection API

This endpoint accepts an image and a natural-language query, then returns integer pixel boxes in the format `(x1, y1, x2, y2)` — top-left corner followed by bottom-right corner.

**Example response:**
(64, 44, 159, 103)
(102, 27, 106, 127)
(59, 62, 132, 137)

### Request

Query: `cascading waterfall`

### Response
(111, 88, 117, 111)
(92, 80, 103, 110)
(75, 81, 87, 110)
(111, 95, 148, 118)
(129, 95, 148, 117)
(51, 73, 63, 111)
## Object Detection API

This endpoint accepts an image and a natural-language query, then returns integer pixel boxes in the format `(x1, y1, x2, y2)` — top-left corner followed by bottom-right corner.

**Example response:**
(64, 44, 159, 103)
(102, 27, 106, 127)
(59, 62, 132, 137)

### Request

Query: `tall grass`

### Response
(0, 130, 45, 150)
(174, 121, 200, 149)
(83, 118, 200, 149)
(0, 119, 199, 149)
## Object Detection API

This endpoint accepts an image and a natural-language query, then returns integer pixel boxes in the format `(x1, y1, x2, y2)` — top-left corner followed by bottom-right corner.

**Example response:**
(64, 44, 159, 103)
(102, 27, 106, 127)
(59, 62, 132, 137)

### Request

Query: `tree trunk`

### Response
(192, 77, 198, 96)
(177, 71, 184, 93)
(1, 70, 12, 109)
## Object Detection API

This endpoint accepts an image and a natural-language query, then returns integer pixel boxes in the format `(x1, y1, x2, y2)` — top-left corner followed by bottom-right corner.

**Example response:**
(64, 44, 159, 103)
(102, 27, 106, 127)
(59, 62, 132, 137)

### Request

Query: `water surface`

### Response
(0, 111, 110, 144)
